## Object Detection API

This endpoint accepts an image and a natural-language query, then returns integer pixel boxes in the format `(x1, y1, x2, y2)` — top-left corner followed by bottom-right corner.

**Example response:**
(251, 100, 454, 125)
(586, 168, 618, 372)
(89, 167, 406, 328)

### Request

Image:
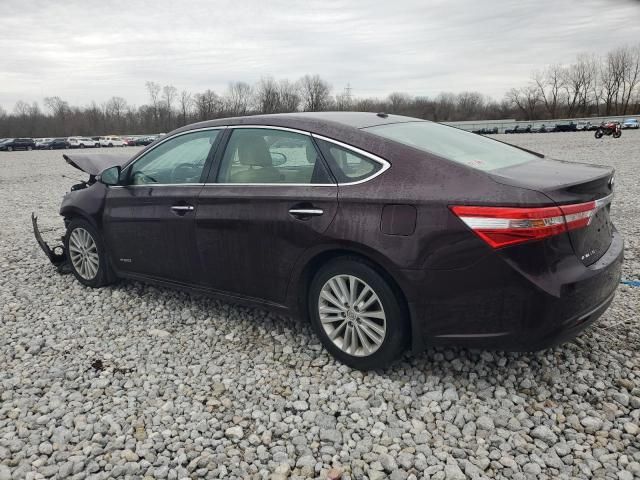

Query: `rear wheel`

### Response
(79, 144, 85, 149)
(65, 219, 114, 288)
(308, 257, 409, 370)
(7, 146, 12, 152)
(27, 146, 33, 151)
(594, 129, 604, 139)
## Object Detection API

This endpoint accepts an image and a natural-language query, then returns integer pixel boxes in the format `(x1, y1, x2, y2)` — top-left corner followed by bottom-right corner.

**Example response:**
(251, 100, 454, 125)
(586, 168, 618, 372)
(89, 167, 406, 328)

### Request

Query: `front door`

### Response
(196, 127, 338, 305)
(103, 128, 223, 283)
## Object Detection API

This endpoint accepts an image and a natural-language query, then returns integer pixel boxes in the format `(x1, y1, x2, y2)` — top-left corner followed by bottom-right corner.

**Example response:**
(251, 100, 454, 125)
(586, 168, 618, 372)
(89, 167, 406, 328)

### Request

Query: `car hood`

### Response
(63, 153, 131, 176)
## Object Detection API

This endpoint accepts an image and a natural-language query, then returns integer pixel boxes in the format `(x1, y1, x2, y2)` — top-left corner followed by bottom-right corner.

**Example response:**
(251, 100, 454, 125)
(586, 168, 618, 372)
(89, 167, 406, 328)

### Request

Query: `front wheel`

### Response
(308, 258, 409, 370)
(7, 146, 12, 152)
(65, 219, 114, 288)
(594, 129, 604, 139)
(79, 144, 85, 149)
(613, 130, 621, 138)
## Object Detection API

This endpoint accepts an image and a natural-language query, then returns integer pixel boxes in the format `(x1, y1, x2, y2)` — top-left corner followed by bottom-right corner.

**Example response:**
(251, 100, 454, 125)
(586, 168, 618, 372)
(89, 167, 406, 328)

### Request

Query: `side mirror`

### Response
(98, 166, 121, 186)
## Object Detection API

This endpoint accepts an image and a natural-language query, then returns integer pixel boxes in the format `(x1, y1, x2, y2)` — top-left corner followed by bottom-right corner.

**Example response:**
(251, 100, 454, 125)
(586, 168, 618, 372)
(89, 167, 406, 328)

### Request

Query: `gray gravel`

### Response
(1, 132, 639, 479)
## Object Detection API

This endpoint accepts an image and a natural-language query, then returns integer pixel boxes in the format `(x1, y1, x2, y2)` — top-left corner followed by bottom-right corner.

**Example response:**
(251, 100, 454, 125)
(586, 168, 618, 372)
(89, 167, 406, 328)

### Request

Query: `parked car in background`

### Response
(35, 138, 53, 148)
(622, 118, 639, 129)
(40, 138, 70, 150)
(134, 135, 157, 146)
(100, 136, 126, 147)
(576, 122, 592, 131)
(68, 137, 100, 148)
(0, 138, 36, 151)
(553, 122, 578, 132)
(504, 125, 532, 134)
(471, 127, 498, 135)
(123, 137, 139, 146)
(32, 112, 622, 369)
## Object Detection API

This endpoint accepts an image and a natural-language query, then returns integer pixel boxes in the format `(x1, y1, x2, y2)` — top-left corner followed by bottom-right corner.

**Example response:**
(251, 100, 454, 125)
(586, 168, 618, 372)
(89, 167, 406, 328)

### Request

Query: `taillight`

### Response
(450, 202, 596, 248)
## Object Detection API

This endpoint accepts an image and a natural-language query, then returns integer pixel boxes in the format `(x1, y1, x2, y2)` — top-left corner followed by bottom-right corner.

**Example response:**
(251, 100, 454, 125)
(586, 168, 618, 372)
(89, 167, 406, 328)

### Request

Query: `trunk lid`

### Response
(490, 158, 614, 266)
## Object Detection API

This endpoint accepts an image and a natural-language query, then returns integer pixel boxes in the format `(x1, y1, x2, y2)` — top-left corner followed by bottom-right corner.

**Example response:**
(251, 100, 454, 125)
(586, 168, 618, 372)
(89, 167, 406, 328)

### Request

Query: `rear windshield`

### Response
(363, 121, 535, 171)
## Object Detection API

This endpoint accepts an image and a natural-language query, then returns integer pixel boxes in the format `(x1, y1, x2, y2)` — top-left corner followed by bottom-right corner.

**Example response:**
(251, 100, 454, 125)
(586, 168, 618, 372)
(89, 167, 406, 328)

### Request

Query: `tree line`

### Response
(1, 44, 638, 137)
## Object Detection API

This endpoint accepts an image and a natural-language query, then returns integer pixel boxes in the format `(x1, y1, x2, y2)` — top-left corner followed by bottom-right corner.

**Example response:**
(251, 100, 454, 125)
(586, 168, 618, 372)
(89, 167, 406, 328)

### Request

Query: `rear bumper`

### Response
(406, 228, 624, 352)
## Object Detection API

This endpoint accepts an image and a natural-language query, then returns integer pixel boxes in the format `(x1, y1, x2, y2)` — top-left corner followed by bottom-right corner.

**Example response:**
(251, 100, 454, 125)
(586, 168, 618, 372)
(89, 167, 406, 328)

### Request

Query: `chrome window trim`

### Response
(311, 134, 391, 186)
(113, 125, 391, 189)
(114, 126, 227, 188)
(229, 125, 312, 136)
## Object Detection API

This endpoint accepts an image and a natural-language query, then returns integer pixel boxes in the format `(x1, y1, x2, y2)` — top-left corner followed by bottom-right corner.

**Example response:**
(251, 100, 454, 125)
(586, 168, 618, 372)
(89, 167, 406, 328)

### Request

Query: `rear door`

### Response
(195, 126, 338, 304)
(103, 128, 223, 283)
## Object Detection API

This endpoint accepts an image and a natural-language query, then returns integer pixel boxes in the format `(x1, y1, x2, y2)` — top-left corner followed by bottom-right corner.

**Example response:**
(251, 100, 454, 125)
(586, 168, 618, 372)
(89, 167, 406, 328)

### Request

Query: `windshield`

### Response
(364, 121, 536, 171)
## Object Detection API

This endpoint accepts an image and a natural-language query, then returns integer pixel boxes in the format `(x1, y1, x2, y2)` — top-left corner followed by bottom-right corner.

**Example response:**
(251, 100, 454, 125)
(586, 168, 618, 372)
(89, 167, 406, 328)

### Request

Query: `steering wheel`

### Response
(132, 171, 158, 184)
(171, 162, 200, 183)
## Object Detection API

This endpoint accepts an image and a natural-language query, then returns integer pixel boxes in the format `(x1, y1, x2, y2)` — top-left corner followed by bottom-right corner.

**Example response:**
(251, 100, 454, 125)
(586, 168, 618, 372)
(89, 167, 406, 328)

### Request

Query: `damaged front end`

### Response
(32, 151, 131, 274)
(31, 213, 71, 274)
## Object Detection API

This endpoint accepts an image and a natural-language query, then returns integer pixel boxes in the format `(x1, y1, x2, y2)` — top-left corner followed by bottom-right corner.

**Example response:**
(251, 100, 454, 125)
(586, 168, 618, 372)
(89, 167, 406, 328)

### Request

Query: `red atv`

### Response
(595, 121, 622, 139)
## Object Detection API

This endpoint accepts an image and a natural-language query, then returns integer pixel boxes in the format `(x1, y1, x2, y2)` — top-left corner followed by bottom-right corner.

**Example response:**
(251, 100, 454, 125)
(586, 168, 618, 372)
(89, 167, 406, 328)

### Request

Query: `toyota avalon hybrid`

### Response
(33, 112, 623, 369)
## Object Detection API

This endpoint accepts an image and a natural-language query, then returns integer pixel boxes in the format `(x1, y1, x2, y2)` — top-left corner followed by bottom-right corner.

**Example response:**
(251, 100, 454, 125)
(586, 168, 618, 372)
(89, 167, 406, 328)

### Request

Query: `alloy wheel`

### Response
(68, 227, 99, 280)
(318, 274, 387, 357)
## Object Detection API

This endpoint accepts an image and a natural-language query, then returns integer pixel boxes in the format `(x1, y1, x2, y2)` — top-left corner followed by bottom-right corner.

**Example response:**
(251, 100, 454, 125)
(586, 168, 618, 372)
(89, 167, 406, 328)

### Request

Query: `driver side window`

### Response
(128, 130, 220, 185)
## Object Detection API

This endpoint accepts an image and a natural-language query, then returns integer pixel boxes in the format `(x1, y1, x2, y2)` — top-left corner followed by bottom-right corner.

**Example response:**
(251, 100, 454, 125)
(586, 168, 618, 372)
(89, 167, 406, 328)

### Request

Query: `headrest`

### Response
(237, 135, 273, 167)
(305, 142, 318, 164)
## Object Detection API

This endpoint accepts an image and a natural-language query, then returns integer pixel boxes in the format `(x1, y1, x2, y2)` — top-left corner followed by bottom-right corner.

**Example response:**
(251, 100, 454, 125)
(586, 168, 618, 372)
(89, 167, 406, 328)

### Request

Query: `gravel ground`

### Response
(0, 133, 639, 480)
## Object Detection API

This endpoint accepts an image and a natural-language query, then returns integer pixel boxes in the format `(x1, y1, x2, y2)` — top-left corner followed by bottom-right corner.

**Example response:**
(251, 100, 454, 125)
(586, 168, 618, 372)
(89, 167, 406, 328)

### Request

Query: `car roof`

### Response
(184, 111, 426, 133)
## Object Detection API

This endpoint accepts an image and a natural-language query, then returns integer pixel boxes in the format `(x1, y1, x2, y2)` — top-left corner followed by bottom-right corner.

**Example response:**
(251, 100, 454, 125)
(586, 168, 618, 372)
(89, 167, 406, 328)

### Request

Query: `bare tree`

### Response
(533, 65, 564, 118)
(44, 96, 70, 119)
(299, 75, 332, 111)
(193, 89, 222, 121)
(145, 81, 161, 127)
(278, 80, 301, 112)
(620, 45, 640, 114)
(106, 97, 127, 119)
(178, 90, 192, 125)
(225, 81, 253, 115)
(255, 77, 280, 114)
(505, 85, 540, 120)
(433, 93, 457, 121)
(456, 92, 486, 120)
(387, 92, 412, 113)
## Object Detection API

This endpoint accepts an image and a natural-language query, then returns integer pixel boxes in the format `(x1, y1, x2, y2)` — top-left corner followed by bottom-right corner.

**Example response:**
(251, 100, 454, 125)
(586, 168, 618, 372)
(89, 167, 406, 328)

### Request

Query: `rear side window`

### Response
(364, 121, 535, 171)
(315, 139, 383, 183)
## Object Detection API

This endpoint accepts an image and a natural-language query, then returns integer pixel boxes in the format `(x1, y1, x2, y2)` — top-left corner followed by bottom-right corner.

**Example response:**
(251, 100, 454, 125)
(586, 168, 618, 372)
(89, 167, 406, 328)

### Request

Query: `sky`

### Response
(1, 0, 639, 111)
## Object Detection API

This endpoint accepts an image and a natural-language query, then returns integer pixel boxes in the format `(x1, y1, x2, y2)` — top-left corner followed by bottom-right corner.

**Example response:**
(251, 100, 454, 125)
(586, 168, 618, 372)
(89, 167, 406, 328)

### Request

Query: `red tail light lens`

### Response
(450, 202, 597, 248)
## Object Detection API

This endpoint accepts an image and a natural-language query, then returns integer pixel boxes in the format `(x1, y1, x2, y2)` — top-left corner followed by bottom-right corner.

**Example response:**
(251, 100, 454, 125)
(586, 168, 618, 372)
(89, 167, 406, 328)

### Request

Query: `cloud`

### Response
(1, 0, 639, 110)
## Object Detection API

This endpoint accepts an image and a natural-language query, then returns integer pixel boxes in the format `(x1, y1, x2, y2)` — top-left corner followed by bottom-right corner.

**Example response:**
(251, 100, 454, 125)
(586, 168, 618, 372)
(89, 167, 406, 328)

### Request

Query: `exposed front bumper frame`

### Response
(31, 213, 70, 274)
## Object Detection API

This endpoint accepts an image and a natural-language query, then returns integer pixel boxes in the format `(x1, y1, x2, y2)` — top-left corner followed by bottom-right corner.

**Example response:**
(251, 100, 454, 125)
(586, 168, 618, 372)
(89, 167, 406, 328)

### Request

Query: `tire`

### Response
(613, 130, 621, 139)
(64, 219, 114, 288)
(27, 146, 33, 151)
(49, 146, 53, 150)
(595, 129, 604, 139)
(7, 146, 12, 152)
(79, 144, 85, 149)
(308, 257, 409, 370)
(108, 143, 113, 147)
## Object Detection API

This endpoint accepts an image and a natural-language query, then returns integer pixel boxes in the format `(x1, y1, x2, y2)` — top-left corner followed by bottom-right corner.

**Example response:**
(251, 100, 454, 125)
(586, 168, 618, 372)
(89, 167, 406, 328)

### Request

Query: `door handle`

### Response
(171, 205, 195, 214)
(289, 208, 324, 217)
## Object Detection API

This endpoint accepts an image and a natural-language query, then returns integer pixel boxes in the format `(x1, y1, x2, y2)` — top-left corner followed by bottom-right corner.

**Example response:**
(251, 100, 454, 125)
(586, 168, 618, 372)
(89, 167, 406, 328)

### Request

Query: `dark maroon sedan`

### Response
(33, 112, 623, 370)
